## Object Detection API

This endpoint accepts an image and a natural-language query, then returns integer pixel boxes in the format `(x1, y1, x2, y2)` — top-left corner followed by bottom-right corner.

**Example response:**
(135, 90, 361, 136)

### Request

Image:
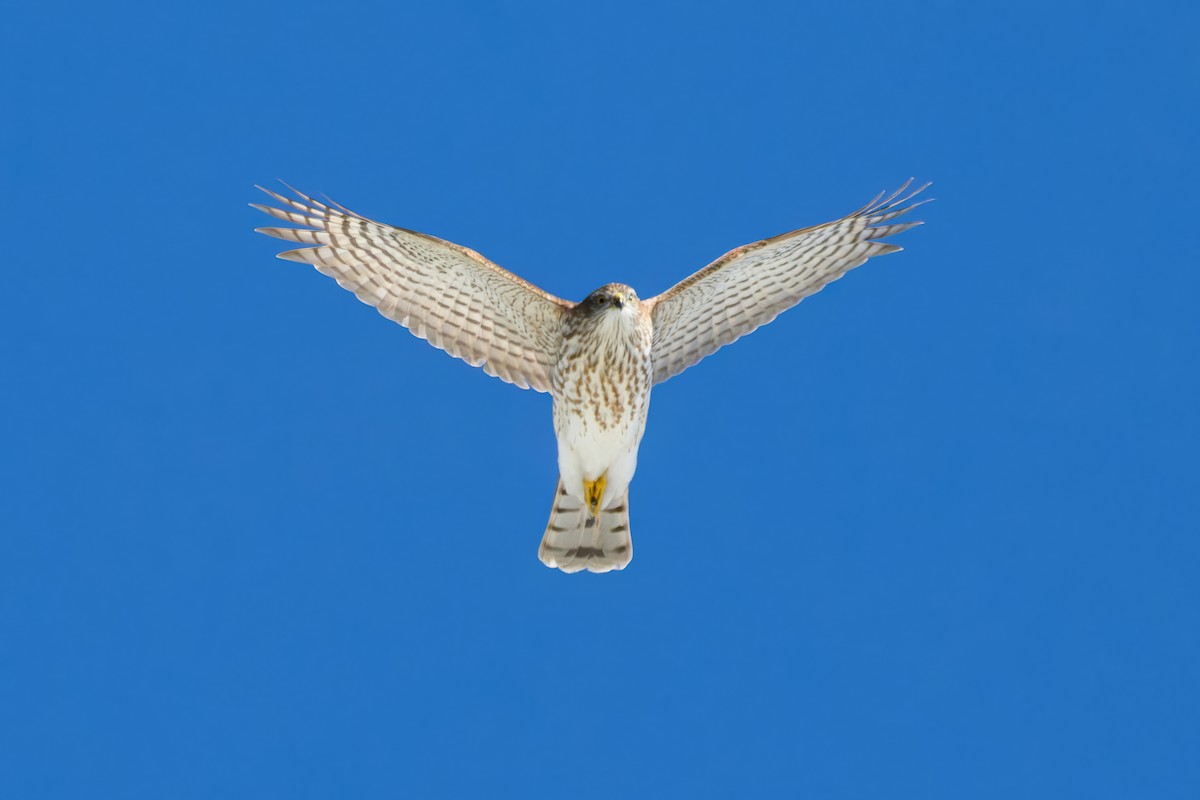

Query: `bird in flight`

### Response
(253, 180, 929, 573)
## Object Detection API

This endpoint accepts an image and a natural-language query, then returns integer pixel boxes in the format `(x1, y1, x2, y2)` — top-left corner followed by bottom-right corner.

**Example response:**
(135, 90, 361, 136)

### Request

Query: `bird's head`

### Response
(580, 283, 639, 316)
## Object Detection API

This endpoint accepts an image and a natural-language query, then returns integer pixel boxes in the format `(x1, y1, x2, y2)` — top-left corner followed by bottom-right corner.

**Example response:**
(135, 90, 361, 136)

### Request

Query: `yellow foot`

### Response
(583, 474, 607, 517)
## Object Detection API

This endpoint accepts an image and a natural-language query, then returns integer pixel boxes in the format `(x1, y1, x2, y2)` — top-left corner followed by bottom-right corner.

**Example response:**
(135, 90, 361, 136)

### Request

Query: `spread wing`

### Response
(646, 180, 931, 384)
(252, 185, 572, 392)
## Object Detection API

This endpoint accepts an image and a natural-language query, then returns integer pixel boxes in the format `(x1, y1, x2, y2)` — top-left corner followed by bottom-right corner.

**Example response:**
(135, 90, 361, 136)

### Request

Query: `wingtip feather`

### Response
(276, 249, 312, 263)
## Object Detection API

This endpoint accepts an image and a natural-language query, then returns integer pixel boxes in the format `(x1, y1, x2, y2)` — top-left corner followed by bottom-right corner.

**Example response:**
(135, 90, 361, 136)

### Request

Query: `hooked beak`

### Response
(612, 292, 625, 309)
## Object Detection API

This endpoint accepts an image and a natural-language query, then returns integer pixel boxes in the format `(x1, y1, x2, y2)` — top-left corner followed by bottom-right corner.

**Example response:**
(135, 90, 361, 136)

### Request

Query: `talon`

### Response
(583, 474, 607, 517)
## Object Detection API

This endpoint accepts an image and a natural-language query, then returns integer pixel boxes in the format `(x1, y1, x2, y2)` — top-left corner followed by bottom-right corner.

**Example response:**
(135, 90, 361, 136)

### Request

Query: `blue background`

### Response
(3, 1, 1197, 797)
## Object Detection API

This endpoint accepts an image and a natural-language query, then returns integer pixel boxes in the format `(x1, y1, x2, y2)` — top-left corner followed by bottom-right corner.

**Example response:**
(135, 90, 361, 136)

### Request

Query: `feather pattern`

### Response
(538, 480, 633, 574)
(646, 180, 931, 384)
(252, 184, 572, 392)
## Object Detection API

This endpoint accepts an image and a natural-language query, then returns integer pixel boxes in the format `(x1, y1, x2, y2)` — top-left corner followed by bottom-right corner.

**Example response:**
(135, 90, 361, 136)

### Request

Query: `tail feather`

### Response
(538, 479, 632, 574)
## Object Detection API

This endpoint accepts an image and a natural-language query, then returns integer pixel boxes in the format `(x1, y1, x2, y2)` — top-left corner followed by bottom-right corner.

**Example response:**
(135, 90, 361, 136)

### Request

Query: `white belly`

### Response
(554, 404, 648, 509)
(551, 316, 652, 510)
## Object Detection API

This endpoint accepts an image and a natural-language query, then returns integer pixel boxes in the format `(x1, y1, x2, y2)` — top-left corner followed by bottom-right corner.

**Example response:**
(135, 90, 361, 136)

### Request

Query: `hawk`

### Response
(252, 180, 929, 573)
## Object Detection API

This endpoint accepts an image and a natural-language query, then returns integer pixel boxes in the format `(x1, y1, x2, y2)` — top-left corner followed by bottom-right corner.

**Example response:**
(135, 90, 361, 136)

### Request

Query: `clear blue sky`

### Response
(2, 1, 1197, 797)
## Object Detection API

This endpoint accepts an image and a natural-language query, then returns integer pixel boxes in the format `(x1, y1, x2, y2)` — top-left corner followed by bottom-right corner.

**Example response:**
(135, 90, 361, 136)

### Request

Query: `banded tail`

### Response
(538, 479, 632, 574)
